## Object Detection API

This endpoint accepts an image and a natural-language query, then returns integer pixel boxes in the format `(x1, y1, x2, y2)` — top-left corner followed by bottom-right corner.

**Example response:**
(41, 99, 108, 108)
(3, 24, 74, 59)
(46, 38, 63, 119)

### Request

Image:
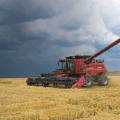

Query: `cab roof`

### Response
(66, 55, 90, 59)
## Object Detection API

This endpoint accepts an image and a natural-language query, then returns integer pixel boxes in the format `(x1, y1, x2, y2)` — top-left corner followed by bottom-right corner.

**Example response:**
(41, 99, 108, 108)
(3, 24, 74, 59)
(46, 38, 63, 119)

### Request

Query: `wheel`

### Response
(83, 74, 94, 87)
(98, 74, 109, 86)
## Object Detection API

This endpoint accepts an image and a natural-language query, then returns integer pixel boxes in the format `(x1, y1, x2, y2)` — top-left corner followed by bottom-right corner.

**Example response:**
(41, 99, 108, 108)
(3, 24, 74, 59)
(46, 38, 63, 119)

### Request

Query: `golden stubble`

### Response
(0, 76, 120, 120)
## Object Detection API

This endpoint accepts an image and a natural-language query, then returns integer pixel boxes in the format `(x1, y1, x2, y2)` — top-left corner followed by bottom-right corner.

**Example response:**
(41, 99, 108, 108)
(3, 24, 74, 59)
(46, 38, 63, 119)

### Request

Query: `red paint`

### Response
(72, 76, 85, 88)
(86, 63, 108, 75)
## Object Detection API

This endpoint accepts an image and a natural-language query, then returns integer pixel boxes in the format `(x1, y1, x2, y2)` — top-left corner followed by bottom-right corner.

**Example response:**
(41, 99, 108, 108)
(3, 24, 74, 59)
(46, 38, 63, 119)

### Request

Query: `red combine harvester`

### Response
(26, 38, 120, 88)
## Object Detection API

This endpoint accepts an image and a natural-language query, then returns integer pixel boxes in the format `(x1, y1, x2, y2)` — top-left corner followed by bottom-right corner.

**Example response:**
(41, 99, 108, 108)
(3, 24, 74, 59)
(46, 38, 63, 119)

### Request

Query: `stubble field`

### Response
(0, 76, 120, 120)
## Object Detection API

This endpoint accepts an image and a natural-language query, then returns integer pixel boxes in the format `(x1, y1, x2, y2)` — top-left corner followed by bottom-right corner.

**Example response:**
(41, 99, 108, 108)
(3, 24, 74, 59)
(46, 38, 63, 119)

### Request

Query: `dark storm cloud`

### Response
(0, 41, 20, 50)
(0, 24, 27, 52)
(0, 0, 120, 77)
(0, 0, 55, 25)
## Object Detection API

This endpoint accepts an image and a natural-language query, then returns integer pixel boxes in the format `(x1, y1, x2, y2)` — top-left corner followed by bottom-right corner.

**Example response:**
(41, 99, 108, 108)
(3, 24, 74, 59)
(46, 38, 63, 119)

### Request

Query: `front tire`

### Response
(98, 74, 108, 86)
(83, 74, 94, 87)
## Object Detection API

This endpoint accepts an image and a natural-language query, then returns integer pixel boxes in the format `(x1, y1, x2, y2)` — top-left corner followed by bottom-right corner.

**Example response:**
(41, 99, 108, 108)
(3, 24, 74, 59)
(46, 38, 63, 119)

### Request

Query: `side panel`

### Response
(86, 63, 108, 76)
(75, 59, 85, 74)
(75, 59, 80, 73)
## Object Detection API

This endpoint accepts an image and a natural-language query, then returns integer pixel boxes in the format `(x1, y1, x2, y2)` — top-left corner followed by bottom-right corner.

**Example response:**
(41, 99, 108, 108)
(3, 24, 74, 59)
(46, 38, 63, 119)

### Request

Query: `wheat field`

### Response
(0, 76, 120, 120)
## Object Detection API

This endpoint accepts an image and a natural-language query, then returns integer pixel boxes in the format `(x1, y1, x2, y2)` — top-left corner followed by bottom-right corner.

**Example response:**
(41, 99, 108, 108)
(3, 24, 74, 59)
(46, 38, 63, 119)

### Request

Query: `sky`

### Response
(0, 0, 120, 77)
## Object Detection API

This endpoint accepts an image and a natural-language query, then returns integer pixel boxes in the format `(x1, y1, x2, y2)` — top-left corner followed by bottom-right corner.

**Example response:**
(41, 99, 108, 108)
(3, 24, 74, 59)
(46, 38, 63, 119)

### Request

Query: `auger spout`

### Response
(85, 38, 120, 64)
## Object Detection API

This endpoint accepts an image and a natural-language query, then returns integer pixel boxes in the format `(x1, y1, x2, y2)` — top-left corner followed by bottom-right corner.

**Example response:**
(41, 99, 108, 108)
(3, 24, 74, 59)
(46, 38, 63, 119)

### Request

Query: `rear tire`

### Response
(83, 74, 94, 87)
(98, 74, 108, 86)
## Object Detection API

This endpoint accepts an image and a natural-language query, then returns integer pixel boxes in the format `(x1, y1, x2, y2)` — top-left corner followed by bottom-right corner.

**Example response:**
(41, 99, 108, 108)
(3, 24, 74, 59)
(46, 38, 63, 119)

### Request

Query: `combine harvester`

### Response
(26, 38, 120, 88)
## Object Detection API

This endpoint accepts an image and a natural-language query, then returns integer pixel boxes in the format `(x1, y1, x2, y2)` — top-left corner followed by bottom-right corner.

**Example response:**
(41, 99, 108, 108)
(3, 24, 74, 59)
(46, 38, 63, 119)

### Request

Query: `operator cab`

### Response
(58, 59, 75, 71)
(58, 55, 90, 72)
